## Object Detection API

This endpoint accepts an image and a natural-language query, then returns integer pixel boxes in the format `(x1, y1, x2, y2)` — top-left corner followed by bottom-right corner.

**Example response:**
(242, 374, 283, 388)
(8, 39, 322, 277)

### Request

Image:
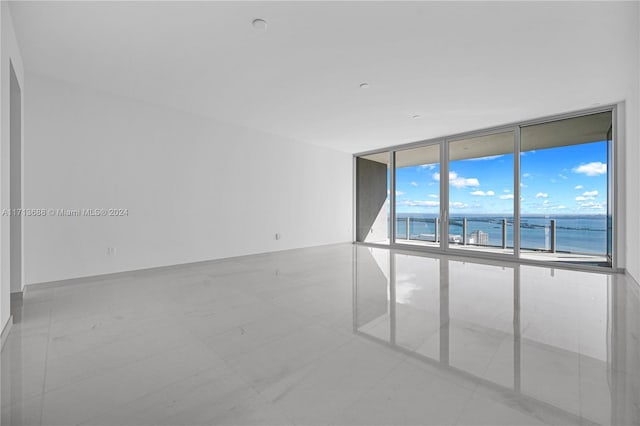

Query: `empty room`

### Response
(1, 1, 639, 425)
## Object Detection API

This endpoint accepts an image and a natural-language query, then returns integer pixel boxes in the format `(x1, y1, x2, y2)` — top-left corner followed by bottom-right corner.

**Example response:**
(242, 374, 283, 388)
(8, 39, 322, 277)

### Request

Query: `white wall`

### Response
(626, 1, 640, 283)
(635, 0, 640, 283)
(23, 74, 352, 285)
(1, 3, 25, 334)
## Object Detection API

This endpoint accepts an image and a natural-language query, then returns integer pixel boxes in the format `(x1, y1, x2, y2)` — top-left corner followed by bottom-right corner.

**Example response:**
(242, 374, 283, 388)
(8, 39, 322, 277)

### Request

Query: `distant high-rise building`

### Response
(469, 230, 489, 246)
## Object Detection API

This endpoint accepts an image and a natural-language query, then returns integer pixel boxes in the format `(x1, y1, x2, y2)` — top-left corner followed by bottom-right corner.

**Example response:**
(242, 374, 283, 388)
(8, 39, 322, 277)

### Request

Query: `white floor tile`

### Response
(1, 244, 638, 426)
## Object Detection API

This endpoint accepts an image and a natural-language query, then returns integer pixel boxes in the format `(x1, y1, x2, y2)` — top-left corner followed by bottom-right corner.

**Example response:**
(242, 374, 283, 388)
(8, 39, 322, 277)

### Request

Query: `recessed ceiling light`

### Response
(411, 114, 421, 119)
(359, 82, 370, 89)
(252, 18, 268, 31)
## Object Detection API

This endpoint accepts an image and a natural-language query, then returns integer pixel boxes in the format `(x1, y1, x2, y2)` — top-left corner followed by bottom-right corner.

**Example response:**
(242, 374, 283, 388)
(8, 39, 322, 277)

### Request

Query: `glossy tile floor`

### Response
(1, 244, 639, 425)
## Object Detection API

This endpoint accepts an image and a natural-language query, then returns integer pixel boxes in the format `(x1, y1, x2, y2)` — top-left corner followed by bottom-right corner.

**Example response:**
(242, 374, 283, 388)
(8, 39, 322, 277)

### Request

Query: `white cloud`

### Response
(428, 194, 438, 198)
(503, 189, 511, 193)
(575, 196, 595, 201)
(452, 177, 480, 188)
(543, 199, 550, 205)
(468, 155, 503, 161)
(573, 162, 606, 176)
(535, 192, 548, 198)
(579, 201, 604, 210)
(499, 194, 514, 200)
(433, 171, 480, 188)
(558, 174, 568, 180)
(520, 183, 527, 188)
(583, 190, 599, 197)
(450, 201, 468, 209)
(574, 185, 584, 190)
(388, 190, 405, 196)
(522, 173, 532, 178)
(410, 181, 418, 187)
(401, 200, 439, 207)
(420, 164, 437, 170)
(470, 190, 495, 196)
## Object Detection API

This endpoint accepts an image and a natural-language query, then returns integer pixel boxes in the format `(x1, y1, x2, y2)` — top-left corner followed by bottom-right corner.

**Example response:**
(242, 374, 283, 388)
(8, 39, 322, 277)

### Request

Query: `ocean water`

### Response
(395, 213, 608, 255)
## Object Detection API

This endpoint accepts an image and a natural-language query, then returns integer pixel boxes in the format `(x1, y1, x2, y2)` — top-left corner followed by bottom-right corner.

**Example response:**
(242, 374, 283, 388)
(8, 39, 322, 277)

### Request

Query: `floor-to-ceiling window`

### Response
(394, 144, 441, 247)
(354, 108, 615, 269)
(519, 112, 612, 267)
(447, 131, 515, 254)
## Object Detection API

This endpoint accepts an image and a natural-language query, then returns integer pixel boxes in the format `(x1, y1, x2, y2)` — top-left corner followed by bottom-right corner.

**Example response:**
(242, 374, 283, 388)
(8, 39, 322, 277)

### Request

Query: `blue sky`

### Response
(395, 141, 607, 215)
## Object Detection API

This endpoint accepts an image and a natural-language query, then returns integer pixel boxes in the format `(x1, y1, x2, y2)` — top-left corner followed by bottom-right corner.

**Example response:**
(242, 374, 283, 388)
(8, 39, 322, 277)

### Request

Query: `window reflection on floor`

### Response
(354, 245, 637, 426)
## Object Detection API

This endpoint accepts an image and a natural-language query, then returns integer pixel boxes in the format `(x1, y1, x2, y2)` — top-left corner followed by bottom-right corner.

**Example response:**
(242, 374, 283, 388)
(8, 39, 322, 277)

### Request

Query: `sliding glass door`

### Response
(519, 112, 612, 267)
(355, 108, 615, 269)
(393, 144, 441, 248)
(606, 124, 613, 264)
(447, 131, 515, 254)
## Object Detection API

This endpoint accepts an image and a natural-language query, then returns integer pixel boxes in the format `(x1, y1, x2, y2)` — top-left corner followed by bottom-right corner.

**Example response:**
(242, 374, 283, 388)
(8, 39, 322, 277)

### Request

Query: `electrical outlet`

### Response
(107, 247, 116, 256)
(275, 233, 280, 240)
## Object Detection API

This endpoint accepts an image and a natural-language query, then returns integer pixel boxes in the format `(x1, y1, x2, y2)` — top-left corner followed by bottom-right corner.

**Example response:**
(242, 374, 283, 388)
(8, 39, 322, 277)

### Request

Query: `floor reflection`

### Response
(354, 246, 640, 426)
(2, 244, 638, 425)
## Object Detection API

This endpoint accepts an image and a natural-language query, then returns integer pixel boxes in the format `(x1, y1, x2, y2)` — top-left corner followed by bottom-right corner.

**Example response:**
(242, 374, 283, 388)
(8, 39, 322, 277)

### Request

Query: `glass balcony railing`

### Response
(394, 215, 607, 256)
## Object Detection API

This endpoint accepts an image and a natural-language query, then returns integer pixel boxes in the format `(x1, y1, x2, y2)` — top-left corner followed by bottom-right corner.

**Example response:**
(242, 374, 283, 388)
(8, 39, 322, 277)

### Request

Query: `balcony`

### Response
(393, 215, 608, 265)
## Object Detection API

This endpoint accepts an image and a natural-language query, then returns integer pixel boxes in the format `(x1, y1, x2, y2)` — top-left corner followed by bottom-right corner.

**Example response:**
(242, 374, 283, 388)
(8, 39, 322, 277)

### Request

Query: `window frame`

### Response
(353, 104, 620, 273)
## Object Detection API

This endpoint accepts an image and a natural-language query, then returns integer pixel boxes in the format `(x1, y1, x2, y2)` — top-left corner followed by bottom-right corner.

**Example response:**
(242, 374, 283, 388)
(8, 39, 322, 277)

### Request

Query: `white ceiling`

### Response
(9, 1, 639, 153)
